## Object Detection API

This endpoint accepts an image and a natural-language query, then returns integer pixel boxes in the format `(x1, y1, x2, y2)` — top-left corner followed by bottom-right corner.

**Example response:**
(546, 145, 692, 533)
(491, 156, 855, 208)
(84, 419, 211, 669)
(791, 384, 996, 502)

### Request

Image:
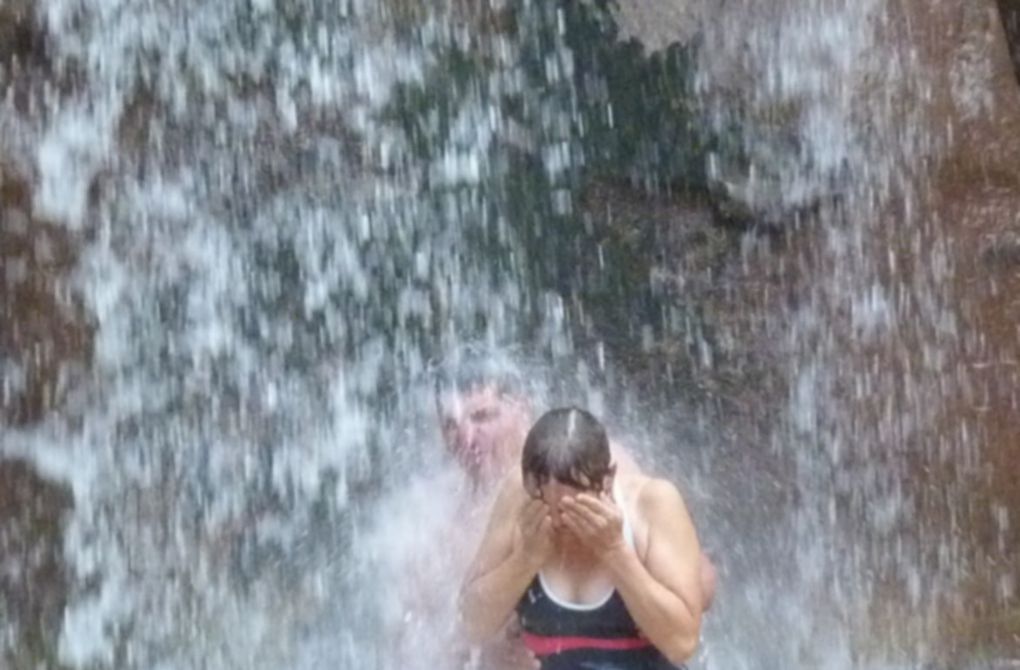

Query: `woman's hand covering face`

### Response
(513, 499, 555, 568)
(559, 492, 626, 557)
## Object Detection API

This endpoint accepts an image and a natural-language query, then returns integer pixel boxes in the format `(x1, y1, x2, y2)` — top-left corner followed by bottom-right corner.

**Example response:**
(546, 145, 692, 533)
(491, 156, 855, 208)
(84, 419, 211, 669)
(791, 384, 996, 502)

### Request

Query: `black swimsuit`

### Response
(514, 512, 680, 669)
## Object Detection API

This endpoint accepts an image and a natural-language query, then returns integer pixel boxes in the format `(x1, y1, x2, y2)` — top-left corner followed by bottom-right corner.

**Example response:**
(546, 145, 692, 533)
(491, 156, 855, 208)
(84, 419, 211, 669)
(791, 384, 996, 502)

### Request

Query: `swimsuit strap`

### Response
(615, 482, 636, 550)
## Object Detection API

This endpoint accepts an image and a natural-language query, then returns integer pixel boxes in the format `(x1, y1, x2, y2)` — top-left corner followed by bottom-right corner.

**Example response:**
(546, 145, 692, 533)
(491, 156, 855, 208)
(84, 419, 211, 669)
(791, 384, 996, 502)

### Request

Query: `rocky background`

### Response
(999, 0, 1020, 83)
(2, 0, 1019, 667)
(577, 0, 1020, 664)
(2, 4, 86, 664)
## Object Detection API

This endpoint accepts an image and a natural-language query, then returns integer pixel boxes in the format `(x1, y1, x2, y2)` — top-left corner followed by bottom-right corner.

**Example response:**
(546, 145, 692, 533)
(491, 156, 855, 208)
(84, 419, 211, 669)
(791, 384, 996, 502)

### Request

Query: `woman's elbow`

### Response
(662, 632, 699, 666)
(460, 615, 498, 645)
(457, 594, 501, 644)
(461, 621, 494, 645)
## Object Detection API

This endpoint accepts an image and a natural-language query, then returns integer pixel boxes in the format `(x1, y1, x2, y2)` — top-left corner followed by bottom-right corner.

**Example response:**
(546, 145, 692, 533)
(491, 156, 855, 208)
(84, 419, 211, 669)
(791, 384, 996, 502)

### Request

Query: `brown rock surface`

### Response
(608, 0, 1020, 659)
(589, 0, 699, 53)
(786, 0, 1020, 658)
(1, 166, 94, 426)
(0, 0, 64, 113)
(0, 165, 86, 663)
(0, 459, 73, 668)
(762, 0, 1020, 657)
(0, 1, 42, 68)
(998, 0, 1020, 83)
(906, 0, 1020, 596)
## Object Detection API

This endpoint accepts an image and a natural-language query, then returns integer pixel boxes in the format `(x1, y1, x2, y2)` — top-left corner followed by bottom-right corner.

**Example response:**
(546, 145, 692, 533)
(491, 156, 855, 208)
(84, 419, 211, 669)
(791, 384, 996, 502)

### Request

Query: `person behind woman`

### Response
(460, 407, 704, 668)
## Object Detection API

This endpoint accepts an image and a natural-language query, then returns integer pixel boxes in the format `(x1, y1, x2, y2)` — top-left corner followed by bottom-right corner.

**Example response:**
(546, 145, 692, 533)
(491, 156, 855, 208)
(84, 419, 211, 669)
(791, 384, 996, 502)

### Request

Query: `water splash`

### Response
(2, 1, 575, 667)
(2, 0, 1016, 668)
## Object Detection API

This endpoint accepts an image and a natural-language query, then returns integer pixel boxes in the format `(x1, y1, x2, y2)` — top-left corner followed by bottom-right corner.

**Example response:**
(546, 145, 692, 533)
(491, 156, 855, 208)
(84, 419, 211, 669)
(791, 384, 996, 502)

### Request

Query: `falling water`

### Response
(1, 1, 574, 667)
(693, 1, 1018, 668)
(2, 0, 1018, 668)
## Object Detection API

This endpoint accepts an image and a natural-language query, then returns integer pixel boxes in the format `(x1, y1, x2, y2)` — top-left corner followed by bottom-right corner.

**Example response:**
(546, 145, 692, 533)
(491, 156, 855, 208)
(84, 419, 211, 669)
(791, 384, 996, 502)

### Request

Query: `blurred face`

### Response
(436, 384, 531, 483)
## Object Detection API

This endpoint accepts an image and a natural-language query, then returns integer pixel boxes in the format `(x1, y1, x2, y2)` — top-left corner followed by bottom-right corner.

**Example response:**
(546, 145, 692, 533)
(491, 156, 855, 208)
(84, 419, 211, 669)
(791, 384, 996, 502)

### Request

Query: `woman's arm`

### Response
(608, 479, 702, 663)
(459, 482, 553, 643)
(563, 480, 702, 665)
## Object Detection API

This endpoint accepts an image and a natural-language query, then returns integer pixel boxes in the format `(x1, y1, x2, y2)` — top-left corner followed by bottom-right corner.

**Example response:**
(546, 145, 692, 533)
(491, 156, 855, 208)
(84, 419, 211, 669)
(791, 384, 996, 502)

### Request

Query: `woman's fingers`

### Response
(522, 499, 549, 535)
(522, 499, 544, 523)
(560, 510, 584, 538)
(564, 496, 608, 527)
(573, 493, 615, 518)
(562, 506, 598, 537)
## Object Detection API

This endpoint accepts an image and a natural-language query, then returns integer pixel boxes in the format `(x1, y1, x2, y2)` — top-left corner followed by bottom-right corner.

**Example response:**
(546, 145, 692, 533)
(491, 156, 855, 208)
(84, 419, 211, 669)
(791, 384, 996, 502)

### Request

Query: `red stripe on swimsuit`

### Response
(522, 632, 652, 656)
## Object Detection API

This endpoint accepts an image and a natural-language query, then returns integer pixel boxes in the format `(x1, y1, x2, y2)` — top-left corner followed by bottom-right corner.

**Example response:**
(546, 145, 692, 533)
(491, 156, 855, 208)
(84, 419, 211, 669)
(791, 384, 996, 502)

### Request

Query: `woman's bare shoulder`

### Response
(618, 474, 689, 520)
(636, 476, 687, 510)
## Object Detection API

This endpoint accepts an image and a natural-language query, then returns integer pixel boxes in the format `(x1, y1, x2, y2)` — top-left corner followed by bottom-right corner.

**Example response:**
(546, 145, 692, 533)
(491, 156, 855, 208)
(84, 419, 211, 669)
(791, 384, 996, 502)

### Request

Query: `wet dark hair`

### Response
(521, 407, 613, 493)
